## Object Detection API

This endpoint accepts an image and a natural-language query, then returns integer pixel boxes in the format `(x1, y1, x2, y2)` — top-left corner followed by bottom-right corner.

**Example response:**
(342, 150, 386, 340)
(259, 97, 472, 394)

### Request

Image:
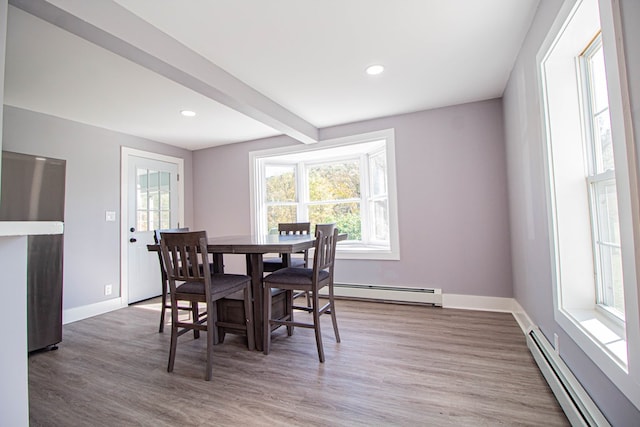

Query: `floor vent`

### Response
(321, 283, 442, 306)
(527, 328, 610, 427)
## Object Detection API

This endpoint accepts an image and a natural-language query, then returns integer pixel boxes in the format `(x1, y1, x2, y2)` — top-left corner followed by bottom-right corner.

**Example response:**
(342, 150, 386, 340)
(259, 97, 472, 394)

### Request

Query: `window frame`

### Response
(250, 129, 400, 260)
(538, 0, 640, 408)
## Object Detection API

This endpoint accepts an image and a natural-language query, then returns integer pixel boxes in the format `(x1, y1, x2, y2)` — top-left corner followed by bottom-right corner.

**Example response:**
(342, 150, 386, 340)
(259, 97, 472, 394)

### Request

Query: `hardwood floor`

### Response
(29, 299, 569, 426)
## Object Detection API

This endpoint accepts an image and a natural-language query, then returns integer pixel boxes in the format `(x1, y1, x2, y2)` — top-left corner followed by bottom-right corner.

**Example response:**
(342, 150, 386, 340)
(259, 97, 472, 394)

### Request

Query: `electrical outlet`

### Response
(105, 284, 113, 296)
(553, 333, 559, 354)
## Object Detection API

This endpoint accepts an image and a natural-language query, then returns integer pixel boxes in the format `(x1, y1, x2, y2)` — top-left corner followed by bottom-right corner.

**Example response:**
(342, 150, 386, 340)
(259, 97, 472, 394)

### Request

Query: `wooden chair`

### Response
(263, 223, 340, 362)
(160, 231, 255, 380)
(263, 222, 311, 305)
(154, 228, 190, 332)
(263, 222, 311, 271)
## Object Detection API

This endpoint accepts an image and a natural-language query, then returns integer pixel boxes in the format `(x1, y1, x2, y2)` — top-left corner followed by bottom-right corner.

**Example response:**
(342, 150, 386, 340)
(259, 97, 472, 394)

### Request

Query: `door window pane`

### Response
(136, 167, 172, 231)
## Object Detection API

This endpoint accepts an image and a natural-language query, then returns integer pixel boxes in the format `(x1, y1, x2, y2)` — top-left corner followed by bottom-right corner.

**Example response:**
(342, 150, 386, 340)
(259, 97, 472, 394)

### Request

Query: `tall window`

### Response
(580, 35, 624, 319)
(252, 129, 399, 260)
(539, 0, 640, 406)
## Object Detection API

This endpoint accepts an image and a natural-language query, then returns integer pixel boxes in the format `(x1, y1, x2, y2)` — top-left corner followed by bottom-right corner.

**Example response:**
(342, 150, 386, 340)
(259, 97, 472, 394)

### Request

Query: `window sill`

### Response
(563, 307, 627, 368)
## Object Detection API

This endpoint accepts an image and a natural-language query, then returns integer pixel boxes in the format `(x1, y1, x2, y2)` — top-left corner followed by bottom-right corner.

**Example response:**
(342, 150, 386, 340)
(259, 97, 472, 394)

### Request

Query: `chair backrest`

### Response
(278, 222, 311, 235)
(312, 223, 338, 283)
(279, 222, 311, 260)
(154, 228, 189, 280)
(159, 231, 211, 296)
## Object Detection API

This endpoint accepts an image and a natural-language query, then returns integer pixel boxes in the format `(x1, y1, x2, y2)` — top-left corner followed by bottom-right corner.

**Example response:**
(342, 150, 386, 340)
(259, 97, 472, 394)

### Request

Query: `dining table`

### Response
(149, 232, 345, 350)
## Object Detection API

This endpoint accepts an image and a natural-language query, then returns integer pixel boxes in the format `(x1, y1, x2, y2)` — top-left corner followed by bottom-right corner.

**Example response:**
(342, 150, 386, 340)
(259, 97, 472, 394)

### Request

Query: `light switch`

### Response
(105, 211, 117, 222)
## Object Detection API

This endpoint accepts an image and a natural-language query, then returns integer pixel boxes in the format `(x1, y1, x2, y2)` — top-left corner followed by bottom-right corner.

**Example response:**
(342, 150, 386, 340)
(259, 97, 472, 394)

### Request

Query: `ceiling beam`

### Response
(9, 0, 319, 144)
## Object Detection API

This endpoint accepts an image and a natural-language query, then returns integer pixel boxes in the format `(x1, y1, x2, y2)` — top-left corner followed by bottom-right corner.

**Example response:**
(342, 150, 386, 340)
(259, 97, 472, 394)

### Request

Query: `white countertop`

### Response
(0, 221, 64, 237)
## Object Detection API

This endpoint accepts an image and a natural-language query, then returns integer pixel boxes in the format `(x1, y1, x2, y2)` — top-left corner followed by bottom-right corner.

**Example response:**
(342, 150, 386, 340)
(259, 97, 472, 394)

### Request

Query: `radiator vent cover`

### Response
(321, 283, 442, 306)
(527, 328, 610, 427)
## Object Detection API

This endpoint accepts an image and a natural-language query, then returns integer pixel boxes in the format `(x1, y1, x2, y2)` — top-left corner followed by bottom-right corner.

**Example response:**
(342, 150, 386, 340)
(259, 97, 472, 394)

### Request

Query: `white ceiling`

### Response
(4, 0, 540, 151)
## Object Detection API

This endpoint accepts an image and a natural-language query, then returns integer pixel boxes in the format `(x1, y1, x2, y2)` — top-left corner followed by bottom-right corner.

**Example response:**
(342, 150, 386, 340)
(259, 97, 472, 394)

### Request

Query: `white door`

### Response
(124, 151, 182, 304)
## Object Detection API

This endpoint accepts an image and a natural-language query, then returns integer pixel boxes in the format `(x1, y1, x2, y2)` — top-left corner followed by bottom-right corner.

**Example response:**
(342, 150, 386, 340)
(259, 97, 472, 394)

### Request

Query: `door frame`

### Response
(120, 147, 185, 306)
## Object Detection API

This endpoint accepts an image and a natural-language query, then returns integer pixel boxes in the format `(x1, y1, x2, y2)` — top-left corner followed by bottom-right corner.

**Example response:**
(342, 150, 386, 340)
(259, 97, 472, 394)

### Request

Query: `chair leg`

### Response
(216, 299, 226, 344)
(205, 301, 214, 381)
(312, 292, 325, 363)
(211, 302, 220, 345)
(159, 281, 167, 333)
(328, 284, 340, 343)
(263, 283, 272, 355)
(286, 289, 294, 336)
(243, 284, 255, 350)
(191, 302, 200, 340)
(167, 309, 178, 373)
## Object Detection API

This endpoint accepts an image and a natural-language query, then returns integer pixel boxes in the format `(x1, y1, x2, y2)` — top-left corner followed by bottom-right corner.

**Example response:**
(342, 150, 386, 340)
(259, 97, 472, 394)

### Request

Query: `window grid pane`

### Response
(583, 36, 624, 318)
(308, 202, 361, 241)
(266, 165, 296, 202)
(308, 161, 360, 202)
(136, 167, 172, 232)
(266, 204, 298, 233)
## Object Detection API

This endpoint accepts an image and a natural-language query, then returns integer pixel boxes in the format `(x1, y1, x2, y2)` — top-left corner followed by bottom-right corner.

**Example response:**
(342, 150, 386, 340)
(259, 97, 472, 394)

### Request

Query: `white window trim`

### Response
(249, 129, 400, 260)
(538, 0, 640, 409)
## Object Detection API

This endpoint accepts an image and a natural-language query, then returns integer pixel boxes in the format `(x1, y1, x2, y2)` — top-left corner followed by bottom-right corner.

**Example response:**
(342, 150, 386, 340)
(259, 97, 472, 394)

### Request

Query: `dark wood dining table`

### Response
(149, 233, 345, 350)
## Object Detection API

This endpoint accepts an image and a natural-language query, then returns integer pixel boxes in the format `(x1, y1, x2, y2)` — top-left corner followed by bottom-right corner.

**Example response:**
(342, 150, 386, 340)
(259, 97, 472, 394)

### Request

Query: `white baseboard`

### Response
(442, 294, 516, 312)
(63, 297, 125, 325)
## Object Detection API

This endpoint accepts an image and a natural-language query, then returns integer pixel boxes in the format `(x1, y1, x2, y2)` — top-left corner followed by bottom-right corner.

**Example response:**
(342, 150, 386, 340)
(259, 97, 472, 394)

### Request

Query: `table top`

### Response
(205, 234, 316, 254)
(148, 233, 346, 254)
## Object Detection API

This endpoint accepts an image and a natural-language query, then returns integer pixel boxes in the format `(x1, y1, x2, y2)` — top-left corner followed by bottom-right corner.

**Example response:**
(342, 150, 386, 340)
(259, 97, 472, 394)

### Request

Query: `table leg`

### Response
(245, 253, 264, 351)
(212, 253, 224, 273)
(281, 253, 291, 267)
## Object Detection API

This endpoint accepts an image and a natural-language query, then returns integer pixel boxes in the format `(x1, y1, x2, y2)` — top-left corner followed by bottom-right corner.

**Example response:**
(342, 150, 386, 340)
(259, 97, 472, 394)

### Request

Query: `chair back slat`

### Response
(154, 228, 189, 280)
(313, 223, 338, 282)
(160, 231, 209, 284)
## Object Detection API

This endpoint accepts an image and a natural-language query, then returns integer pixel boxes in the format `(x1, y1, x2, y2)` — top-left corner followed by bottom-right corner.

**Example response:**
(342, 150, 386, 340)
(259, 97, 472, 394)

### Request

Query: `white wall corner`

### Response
(511, 299, 535, 334)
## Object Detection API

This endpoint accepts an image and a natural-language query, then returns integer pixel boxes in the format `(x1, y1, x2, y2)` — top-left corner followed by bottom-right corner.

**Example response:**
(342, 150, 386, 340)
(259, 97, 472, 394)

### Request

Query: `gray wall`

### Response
(194, 98, 513, 298)
(503, 0, 640, 424)
(2, 106, 194, 310)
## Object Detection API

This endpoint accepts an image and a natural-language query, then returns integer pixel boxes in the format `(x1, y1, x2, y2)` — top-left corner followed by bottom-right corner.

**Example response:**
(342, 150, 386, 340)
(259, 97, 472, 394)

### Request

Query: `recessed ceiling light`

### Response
(180, 110, 196, 117)
(366, 64, 385, 75)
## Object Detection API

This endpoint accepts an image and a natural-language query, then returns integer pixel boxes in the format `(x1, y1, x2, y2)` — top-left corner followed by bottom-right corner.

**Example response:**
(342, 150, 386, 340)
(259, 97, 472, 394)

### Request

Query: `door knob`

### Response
(130, 238, 137, 243)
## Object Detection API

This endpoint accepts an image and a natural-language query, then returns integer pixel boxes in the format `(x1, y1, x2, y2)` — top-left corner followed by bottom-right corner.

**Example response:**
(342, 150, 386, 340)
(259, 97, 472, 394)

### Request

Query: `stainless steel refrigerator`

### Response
(0, 151, 65, 352)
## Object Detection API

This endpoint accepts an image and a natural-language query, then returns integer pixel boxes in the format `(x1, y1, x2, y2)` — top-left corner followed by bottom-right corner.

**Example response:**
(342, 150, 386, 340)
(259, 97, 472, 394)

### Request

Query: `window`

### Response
(539, 0, 640, 408)
(580, 35, 625, 320)
(251, 129, 399, 260)
(136, 168, 172, 231)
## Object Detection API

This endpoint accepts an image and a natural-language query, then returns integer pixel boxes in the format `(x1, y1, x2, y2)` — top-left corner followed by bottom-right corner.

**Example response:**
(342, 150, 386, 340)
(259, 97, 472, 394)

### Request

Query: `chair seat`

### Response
(263, 267, 329, 286)
(177, 273, 250, 298)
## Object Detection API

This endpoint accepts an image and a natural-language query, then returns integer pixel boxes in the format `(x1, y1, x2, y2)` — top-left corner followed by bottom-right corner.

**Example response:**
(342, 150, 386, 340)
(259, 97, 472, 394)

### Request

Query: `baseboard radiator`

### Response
(319, 283, 442, 306)
(527, 328, 610, 427)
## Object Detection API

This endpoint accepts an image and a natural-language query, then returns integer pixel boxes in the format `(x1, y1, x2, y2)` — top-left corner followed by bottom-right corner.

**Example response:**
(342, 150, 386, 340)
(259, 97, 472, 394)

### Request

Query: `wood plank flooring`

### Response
(29, 299, 569, 426)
